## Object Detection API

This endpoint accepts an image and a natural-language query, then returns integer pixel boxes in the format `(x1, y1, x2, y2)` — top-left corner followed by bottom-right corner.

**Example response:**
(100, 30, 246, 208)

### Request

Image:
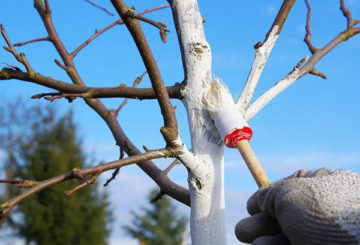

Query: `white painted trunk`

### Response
(171, 0, 227, 244)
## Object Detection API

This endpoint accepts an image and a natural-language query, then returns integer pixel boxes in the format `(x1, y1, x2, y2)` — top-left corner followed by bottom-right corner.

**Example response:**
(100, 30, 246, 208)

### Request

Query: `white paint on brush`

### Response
(203, 79, 248, 141)
(212, 105, 248, 140)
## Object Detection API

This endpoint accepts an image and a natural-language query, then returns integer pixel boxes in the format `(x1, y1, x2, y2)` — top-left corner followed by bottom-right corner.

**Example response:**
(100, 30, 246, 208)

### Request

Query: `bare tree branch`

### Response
(0, 68, 183, 99)
(0, 147, 173, 220)
(126, 9, 170, 43)
(237, 0, 296, 109)
(84, 0, 114, 16)
(1, 25, 34, 74)
(34, 0, 85, 86)
(246, 0, 360, 120)
(304, 0, 318, 54)
(71, 5, 169, 58)
(115, 71, 147, 115)
(1, 0, 189, 209)
(103, 167, 120, 187)
(110, 0, 179, 143)
(245, 56, 308, 121)
(164, 159, 180, 175)
(64, 173, 100, 197)
(340, 0, 354, 28)
(13, 37, 50, 47)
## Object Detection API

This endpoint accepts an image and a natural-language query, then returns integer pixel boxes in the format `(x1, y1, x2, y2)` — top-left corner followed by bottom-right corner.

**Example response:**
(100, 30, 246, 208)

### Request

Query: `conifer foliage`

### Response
(1, 104, 111, 245)
(123, 189, 187, 245)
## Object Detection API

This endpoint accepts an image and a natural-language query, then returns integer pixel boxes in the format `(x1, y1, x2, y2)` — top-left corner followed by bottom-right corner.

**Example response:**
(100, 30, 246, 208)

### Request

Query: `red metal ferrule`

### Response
(223, 126, 253, 148)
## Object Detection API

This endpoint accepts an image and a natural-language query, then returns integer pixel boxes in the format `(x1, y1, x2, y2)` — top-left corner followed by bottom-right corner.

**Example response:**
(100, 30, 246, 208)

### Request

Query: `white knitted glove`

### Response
(235, 168, 360, 245)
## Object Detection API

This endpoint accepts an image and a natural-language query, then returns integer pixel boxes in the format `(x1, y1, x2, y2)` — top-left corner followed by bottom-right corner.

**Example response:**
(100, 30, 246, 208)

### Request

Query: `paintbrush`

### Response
(203, 79, 270, 188)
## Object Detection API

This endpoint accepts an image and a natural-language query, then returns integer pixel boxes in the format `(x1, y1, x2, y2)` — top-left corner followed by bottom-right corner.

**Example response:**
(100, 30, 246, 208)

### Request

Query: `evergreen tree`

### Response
(4, 106, 111, 245)
(123, 189, 187, 245)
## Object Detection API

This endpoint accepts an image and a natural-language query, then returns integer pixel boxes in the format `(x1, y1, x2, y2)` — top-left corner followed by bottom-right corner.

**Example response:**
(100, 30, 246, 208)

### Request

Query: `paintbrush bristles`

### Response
(203, 78, 249, 143)
(203, 78, 235, 113)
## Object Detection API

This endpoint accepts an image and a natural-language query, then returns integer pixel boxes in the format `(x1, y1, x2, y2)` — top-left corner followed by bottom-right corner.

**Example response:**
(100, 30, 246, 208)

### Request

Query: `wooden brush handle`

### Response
(236, 140, 270, 188)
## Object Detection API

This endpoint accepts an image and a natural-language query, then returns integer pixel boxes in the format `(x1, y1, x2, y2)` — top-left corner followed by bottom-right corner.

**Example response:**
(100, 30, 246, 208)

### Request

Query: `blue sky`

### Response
(1, 0, 360, 244)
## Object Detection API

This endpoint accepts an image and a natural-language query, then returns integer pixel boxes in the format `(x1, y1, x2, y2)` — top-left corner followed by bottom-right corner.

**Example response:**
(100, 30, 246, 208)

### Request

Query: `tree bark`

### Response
(170, 1, 227, 244)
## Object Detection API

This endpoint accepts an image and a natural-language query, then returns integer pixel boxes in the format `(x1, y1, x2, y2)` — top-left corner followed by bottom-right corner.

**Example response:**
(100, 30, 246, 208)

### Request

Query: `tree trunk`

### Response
(171, 0, 227, 244)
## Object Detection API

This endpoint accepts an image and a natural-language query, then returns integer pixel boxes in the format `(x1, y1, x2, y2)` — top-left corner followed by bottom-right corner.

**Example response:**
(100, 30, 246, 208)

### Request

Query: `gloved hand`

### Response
(235, 168, 360, 245)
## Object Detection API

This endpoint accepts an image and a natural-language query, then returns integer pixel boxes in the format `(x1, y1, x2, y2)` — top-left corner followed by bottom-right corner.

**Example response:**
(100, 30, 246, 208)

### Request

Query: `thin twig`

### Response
(34, 0, 85, 86)
(130, 12, 169, 32)
(54, 59, 68, 70)
(64, 173, 99, 197)
(304, 0, 318, 54)
(85, 0, 114, 16)
(103, 167, 120, 187)
(103, 147, 126, 186)
(309, 68, 327, 79)
(0, 179, 37, 188)
(72, 21, 121, 57)
(31, 92, 62, 99)
(0, 63, 21, 71)
(340, 0, 353, 28)
(14, 37, 50, 47)
(0, 180, 23, 185)
(71, 5, 170, 57)
(0, 24, 34, 74)
(43, 93, 83, 102)
(150, 189, 165, 203)
(115, 71, 147, 115)
(31, 92, 82, 102)
(126, 10, 170, 43)
(163, 159, 179, 175)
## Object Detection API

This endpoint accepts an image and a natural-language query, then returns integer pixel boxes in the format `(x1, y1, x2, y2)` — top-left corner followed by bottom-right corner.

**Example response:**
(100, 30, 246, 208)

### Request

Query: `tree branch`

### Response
(304, 0, 318, 54)
(64, 173, 100, 197)
(71, 5, 169, 58)
(126, 10, 170, 43)
(246, 0, 360, 120)
(84, 0, 114, 16)
(245, 56, 308, 120)
(0, 68, 183, 99)
(2, 1, 190, 207)
(0, 148, 173, 220)
(34, 0, 85, 86)
(115, 71, 147, 115)
(1, 24, 34, 75)
(237, 0, 296, 109)
(110, 0, 179, 143)
(340, 0, 354, 28)
(13, 37, 50, 47)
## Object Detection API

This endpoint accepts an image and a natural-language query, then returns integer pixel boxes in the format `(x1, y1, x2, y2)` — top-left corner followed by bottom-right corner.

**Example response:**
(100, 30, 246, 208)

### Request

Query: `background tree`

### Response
(0, 0, 359, 244)
(123, 189, 187, 245)
(0, 103, 111, 245)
